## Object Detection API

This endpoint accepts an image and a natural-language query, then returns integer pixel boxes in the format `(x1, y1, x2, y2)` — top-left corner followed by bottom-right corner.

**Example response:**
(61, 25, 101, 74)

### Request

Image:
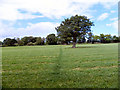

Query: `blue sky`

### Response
(0, 0, 118, 41)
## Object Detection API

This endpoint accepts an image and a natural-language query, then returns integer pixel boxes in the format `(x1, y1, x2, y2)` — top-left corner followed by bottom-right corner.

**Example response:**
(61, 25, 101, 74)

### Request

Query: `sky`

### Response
(0, 0, 118, 41)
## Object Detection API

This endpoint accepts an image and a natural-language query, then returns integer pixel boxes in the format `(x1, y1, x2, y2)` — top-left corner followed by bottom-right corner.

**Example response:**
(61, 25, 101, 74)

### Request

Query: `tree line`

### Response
(0, 15, 119, 47)
(0, 33, 119, 47)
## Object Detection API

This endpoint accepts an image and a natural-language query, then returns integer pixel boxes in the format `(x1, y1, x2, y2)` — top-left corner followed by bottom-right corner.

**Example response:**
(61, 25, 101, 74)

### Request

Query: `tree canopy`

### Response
(55, 15, 94, 48)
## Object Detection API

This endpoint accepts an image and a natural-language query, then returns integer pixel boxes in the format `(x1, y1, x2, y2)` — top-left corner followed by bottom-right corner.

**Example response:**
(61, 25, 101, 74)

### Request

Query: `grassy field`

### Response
(2, 43, 118, 88)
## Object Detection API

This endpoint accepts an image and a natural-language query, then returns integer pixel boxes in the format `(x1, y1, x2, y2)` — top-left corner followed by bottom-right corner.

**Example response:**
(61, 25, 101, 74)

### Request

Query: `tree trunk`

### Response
(72, 37, 76, 48)
(72, 42, 76, 48)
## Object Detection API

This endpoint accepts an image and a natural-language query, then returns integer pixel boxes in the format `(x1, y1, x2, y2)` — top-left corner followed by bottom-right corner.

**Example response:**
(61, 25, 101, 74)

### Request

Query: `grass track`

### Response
(2, 43, 118, 88)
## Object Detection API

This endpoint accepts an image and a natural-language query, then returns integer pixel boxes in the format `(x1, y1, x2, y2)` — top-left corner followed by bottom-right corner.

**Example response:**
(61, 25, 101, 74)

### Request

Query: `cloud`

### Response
(100, 1, 118, 9)
(106, 24, 111, 26)
(110, 10, 116, 13)
(0, 0, 94, 20)
(0, 22, 59, 41)
(25, 22, 59, 36)
(106, 20, 118, 31)
(0, 6, 44, 21)
(106, 17, 118, 31)
(110, 17, 118, 21)
(97, 13, 109, 21)
(0, 0, 118, 21)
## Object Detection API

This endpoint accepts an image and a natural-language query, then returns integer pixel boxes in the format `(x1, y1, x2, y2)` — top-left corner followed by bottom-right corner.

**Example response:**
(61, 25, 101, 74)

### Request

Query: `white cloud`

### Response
(110, 10, 116, 13)
(0, 22, 59, 41)
(97, 13, 109, 21)
(106, 20, 118, 31)
(110, 17, 118, 21)
(100, 1, 118, 9)
(25, 22, 59, 36)
(0, 6, 44, 21)
(0, 0, 94, 20)
(0, 0, 118, 21)
(106, 24, 111, 26)
(106, 17, 118, 31)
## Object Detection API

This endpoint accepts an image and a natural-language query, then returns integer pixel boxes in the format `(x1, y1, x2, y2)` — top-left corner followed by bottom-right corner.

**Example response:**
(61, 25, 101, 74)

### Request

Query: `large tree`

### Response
(55, 15, 94, 48)
(57, 36, 72, 45)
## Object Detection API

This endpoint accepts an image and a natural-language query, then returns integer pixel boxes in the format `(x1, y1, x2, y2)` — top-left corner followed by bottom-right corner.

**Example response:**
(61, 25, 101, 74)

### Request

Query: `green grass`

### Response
(2, 43, 118, 88)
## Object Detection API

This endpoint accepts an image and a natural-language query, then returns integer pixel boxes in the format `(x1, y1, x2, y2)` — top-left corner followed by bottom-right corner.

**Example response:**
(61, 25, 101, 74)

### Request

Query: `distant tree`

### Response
(55, 15, 94, 48)
(30, 37, 37, 43)
(93, 35, 100, 41)
(41, 37, 45, 45)
(100, 34, 105, 43)
(21, 36, 36, 45)
(46, 34, 57, 45)
(35, 37, 42, 45)
(87, 32, 93, 43)
(112, 35, 119, 43)
(0, 41, 2, 45)
(21, 37, 29, 45)
(3, 38, 11, 46)
(104, 34, 112, 43)
(3, 38, 17, 46)
(0, 41, 2, 47)
(16, 38, 24, 46)
(118, 36, 120, 42)
(91, 35, 100, 44)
